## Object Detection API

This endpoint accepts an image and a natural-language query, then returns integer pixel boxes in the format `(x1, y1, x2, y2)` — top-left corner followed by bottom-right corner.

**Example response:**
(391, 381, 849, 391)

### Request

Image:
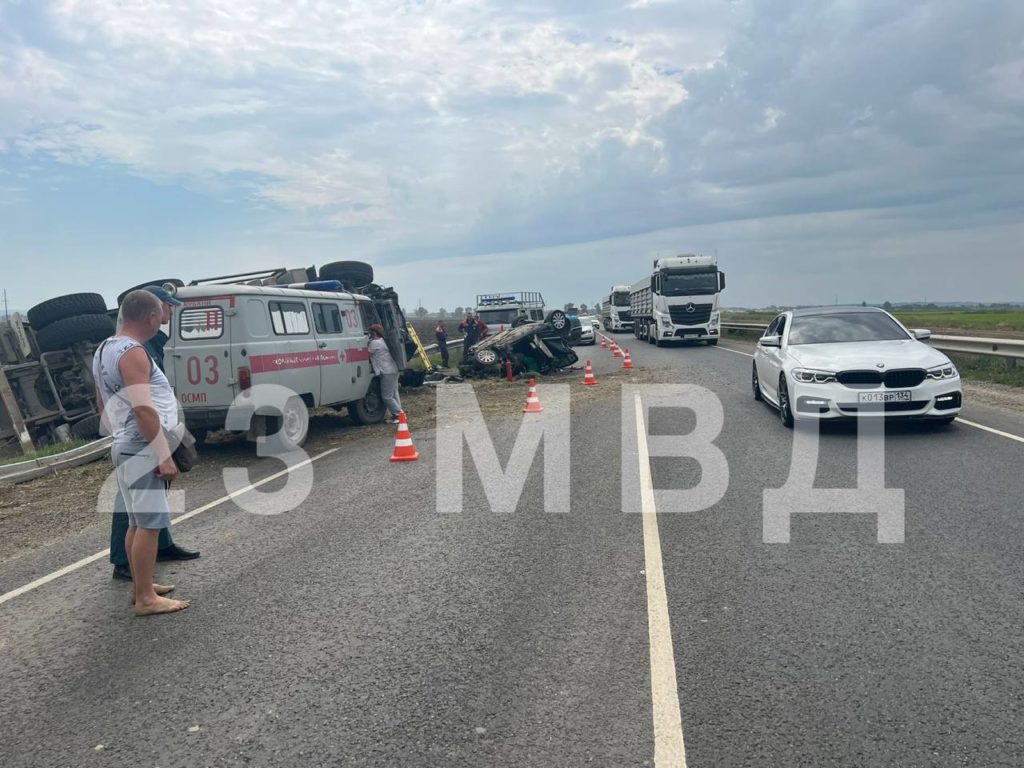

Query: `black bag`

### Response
(164, 423, 198, 473)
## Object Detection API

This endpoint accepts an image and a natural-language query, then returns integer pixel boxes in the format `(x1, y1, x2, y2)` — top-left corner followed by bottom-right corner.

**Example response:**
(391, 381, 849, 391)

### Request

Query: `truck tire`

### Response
(319, 261, 374, 289)
(70, 413, 102, 440)
(35, 314, 116, 353)
(117, 279, 184, 306)
(347, 379, 386, 425)
(28, 293, 108, 331)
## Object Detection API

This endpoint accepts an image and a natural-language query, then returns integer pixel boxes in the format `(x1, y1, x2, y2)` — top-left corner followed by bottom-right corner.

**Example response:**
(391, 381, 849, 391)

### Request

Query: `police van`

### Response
(161, 275, 389, 449)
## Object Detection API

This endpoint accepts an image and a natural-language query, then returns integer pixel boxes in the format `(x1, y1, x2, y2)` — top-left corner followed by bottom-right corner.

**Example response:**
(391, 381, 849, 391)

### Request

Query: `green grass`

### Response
(723, 309, 1024, 337)
(948, 353, 1024, 388)
(0, 439, 90, 466)
(408, 346, 465, 371)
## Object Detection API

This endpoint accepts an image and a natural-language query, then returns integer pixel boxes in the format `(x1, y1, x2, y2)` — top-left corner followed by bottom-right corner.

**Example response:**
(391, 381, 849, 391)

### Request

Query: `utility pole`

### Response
(2, 289, 8, 320)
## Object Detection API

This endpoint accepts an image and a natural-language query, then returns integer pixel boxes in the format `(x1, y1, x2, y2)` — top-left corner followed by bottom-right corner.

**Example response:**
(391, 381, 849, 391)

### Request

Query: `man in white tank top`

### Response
(94, 290, 191, 616)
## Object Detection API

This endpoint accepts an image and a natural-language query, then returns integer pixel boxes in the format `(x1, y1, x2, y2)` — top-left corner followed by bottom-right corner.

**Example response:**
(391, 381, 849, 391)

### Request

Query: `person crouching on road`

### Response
(94, 289, 190, 616)
(435, 321, 450, 368)
(368, 324, 402, 424)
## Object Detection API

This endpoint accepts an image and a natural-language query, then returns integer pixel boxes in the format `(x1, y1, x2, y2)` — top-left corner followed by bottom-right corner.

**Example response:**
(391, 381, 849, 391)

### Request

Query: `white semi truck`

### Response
(600, 285, 634, 333)
(630, 254, 726, 346)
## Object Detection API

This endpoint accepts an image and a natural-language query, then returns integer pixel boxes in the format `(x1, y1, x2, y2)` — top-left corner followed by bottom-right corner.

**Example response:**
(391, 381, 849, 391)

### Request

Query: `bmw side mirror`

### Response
(912, 328, 932, 340)
(760, 334, 781, 348)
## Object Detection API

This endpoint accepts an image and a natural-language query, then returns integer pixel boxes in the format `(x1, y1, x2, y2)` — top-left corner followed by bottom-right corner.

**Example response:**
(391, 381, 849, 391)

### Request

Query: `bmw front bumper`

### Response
(790, 377, 963, 420)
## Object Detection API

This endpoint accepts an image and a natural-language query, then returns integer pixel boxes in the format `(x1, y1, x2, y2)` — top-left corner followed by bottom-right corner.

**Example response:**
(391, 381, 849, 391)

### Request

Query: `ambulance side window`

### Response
(246, 299, 270, 338)
(313, 303, 344, 335)
(357, 301, 379, 333)
(269, 301, 310, 336)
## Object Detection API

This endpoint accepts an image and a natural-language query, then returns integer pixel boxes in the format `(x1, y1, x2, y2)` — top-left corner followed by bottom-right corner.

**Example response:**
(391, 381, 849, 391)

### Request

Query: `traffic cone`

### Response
(612, 343, 622, 358)
(600, 337, 608, 349)
(622, 349, 633, 369)
(582, 360, 599, 385)
(522, 379, 543, 413)
(389, 412, 420, 462)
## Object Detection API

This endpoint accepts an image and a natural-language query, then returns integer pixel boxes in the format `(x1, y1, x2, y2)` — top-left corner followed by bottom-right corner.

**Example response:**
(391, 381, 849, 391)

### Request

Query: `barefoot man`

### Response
(94, 289, 190, 616)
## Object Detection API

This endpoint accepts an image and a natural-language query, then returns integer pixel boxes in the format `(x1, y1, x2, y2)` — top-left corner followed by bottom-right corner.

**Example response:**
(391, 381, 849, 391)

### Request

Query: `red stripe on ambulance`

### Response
(344, 347, 370, 363)
(249, 350, 341, 373)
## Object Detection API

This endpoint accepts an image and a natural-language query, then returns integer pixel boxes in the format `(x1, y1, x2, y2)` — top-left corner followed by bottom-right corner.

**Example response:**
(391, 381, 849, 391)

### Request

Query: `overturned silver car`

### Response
(460, 309, 578, 378)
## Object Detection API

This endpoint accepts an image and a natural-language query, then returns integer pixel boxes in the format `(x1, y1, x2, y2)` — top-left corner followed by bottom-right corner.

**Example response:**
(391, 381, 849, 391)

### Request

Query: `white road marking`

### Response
(634, 394, 688, 767)
(954, 417, 1024, 444)
(0, 446, 342, 607)
(712, 346, 1024, 445)
(714, 344, 753, 357)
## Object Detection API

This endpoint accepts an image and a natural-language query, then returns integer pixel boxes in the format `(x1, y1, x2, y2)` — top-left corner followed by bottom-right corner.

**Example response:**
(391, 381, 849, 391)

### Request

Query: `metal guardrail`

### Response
(720, 323, 1024, 361)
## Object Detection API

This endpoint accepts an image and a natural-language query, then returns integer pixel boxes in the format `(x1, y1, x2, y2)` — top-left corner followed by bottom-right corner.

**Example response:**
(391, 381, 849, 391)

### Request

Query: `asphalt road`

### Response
(1, 336, 1022, 767)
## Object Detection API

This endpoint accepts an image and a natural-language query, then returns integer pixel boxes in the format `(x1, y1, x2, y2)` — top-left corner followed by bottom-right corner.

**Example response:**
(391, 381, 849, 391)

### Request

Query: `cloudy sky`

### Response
(1, 0, 1022, 311)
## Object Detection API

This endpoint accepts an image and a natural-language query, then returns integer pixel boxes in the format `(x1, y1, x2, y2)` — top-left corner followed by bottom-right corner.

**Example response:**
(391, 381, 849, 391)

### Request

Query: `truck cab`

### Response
(474, 292, 546, 336)
(601, 285, 634, 332)
(631, 254, 726, 346)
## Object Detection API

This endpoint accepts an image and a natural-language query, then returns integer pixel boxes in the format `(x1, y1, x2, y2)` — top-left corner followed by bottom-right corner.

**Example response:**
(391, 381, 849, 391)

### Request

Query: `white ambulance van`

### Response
(162, 281, 386, 448)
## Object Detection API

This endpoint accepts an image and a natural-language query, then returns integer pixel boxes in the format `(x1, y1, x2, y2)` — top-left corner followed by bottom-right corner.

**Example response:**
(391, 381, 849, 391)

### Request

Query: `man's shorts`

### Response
(113, 447, 172, 530)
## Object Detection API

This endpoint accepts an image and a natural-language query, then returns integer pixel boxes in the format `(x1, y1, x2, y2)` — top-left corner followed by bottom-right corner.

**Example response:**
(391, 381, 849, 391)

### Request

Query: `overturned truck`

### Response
(460, 309, 577, 378)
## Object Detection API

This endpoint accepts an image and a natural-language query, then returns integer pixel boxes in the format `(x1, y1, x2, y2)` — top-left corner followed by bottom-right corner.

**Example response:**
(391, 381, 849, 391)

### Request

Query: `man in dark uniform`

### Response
(460, 312, 480, 358)
(110, 285, 199, 581)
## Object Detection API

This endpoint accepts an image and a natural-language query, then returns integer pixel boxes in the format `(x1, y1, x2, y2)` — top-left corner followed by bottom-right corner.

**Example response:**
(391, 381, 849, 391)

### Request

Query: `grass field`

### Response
(0, 439, 90, 466)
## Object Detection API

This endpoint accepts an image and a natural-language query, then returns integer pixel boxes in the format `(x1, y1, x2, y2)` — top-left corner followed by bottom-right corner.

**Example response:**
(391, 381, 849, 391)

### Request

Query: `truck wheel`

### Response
(348, 379, 386, 425)
(28, 293, 108, 331)
(35, 314, 116, 353)
(116, 279, 184, 306)
(319, 260, 374, 289)
(70, 413, 102, 440)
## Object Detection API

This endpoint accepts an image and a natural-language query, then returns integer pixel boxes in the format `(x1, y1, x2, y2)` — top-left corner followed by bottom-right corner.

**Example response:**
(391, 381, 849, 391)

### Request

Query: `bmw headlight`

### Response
(927, 363, 958, 380)
(792, 368, 837, 384)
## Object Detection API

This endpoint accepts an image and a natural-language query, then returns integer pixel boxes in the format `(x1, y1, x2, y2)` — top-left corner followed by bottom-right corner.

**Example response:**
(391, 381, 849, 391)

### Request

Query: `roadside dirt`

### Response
(962, 381, 1024, 414)
(0, 365, 672, 566)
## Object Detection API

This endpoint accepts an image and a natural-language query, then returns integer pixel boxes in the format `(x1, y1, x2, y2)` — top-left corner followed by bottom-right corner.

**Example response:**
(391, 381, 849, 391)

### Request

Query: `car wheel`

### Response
(475, 347, 499, 365)
(276, 396, 310, 449)
(348, 379, 386, 425)
(778, 375, 794, 429)
(545, 310, 570, 336)
(752, 363, 763, 401)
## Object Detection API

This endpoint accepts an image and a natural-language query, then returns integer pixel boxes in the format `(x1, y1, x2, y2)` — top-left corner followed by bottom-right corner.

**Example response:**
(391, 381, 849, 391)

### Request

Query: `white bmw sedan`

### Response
(752, 307, 962, 428)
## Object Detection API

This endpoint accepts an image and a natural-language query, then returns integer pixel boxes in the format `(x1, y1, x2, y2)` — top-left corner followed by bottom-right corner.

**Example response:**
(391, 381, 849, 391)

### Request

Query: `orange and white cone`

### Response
(612, 343, 623, 358)
(622, 349, 633, 369)
(600, 337, 608, 349)
(522, 378, 543, 413)
(582, 360, 599, 385)
(389, 412, 419, 462)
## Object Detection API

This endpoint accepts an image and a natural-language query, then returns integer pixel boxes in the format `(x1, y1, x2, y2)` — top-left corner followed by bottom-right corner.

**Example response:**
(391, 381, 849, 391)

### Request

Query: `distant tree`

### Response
(438, 307, 448, 318)
(415, 306, 429, 318)
(454, 306, 464, 316)
(564, 302, 573, 311)
(580, 303, 588, 313)
(883, 301, 892, 310)
(861, 300, 867, 307)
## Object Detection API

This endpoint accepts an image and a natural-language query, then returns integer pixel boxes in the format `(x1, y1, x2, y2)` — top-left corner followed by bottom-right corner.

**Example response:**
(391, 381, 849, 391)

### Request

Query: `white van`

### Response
(162, 283, 386, 448)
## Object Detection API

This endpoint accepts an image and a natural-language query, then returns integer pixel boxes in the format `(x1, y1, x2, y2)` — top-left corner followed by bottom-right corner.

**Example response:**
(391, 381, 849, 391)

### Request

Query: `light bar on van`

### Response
(280, 280, 344, 292)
